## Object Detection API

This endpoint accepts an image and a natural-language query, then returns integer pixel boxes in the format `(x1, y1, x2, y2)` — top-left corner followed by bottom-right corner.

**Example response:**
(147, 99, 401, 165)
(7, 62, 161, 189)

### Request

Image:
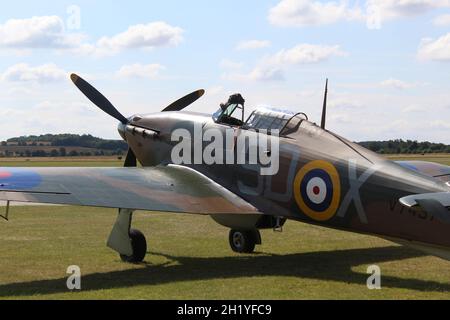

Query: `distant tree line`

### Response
(358, 139, 450, 154)
(7, 134, 128, 151)
(2, 135, 449, 157)
(1, 134, 127, 158)
(2, 148, 125, 158)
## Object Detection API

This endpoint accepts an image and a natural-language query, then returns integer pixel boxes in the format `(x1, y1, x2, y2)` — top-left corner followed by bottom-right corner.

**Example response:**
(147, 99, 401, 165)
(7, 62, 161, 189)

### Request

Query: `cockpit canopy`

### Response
(213, 93, 247, 127)
(244, 107, 293, 131)
(243, 107, 308, 135)
(213, 97, 308, 136)
(213, 103, 244, 127)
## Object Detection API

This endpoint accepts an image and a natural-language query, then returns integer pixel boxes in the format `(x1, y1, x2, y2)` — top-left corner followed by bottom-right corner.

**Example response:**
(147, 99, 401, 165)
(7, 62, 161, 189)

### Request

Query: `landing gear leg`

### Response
(107, 209, 147, 263)
(229, 229, 261, 254)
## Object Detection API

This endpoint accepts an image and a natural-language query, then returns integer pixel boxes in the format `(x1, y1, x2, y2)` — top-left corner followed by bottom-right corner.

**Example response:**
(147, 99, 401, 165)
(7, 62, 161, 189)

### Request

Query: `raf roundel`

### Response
(0, 169, 42, 190)
(293, 160, 341, 222)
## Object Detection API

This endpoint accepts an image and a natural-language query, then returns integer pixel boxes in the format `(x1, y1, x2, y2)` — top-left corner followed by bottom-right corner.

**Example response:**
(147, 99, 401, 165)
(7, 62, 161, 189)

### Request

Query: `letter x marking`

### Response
(337, 159, 381, 224)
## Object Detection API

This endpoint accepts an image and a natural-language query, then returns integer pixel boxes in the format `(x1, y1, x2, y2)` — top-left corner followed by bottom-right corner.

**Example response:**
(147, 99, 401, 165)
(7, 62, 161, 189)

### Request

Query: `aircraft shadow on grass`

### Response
(0, 246, 448, 297)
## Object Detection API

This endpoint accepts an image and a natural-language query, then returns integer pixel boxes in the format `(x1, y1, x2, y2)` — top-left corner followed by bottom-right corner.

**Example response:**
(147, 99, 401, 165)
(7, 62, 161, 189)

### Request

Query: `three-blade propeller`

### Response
(70, 73, 205, 167)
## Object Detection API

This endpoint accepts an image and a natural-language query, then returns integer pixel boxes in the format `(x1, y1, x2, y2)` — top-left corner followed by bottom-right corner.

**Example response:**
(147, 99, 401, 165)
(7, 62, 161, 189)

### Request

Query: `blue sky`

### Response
(0, 0, 449, 143)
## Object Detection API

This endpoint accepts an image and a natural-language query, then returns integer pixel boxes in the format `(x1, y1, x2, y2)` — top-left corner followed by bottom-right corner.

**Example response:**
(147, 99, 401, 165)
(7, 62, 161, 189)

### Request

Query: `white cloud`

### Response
(380, 78, 414, 89)
(247, 66, 285, 81)
(33, 100, 97, 117)
(223, 43, 345, 82)
(0, 16, 81, 48)
(366, 0, 450, 29)
(433, 14, 450, 26)
(72, 22, 183, 57)
(270, 44, 346, 65)
(429, 120, 450, 129)
(1, 63, 67, 82)
(268, 0, 450, 29)
(329, 98, 364, 110)
(328, 113, 354, 124)
(367, 0, 450, 19)
(236, 40, 271, 50)
(95, 22, 183, 53)
(0, 16, 183, 57)
(418, 33, 450, 61)
(117, 63, 165, 79)
(223, 66, 284, 82)
(402, 105, 427, 112)
(268, 0, 363, 27)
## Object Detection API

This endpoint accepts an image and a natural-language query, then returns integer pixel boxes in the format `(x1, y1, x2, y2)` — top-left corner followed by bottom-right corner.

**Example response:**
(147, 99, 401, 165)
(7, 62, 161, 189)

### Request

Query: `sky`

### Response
(0, 0, 449, 143)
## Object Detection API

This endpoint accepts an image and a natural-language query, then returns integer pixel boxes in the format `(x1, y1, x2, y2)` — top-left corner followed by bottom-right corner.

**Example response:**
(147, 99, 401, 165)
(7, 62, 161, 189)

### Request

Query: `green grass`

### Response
(0, 155, 449, 300)
(0, 157, 123, 167)
(387, 154, 450, 166)
(0, 207, 449, 300)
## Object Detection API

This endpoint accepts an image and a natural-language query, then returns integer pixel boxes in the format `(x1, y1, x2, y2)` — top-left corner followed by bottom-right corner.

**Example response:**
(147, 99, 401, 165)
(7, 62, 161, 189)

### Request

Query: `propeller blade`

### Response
(70, 73, 129, 124)
(162, 89, 205, 112)
(124, 148, 137, 167)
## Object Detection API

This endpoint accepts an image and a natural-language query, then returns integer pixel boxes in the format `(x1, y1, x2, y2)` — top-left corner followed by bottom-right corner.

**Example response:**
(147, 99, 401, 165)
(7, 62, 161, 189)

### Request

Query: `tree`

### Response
(32, 150, 47, 157)
(59, 147, 67, 157)
(50, 149, 59, 157)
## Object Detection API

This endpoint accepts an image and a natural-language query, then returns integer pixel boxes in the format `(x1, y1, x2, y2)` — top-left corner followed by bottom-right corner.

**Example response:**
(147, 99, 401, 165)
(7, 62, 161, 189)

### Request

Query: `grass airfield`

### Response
(0, 155, 449, 300)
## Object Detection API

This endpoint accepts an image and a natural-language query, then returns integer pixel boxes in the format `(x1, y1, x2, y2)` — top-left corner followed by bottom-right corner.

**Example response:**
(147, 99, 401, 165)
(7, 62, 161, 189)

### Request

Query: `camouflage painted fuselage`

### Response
(122, 111, 450, 254)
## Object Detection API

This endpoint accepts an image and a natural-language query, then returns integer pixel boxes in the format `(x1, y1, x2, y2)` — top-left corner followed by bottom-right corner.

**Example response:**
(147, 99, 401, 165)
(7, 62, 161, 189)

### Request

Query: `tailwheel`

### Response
(229, 229, 261, 254)
(120, 229, 147, 263)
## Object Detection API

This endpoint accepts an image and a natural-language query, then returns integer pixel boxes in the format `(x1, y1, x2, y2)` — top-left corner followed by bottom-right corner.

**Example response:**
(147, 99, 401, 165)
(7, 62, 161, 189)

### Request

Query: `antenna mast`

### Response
(321, 79, 328, 130)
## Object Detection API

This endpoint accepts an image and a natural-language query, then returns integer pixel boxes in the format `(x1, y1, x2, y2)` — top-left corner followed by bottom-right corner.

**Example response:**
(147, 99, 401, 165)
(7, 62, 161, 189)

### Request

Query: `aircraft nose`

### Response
(117, 122, 127, 140)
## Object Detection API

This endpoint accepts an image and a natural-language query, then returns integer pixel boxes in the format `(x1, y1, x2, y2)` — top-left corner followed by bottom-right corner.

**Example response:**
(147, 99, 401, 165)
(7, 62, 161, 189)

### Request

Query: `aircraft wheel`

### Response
(120, 229, 147, 263)
(229, 229, 259, 253)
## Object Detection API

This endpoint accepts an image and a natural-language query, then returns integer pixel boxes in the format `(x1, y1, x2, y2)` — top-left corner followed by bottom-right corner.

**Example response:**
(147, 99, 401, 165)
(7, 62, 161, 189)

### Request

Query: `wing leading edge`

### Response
(396, 160, 450, 183)
(0, 165, 259, 215)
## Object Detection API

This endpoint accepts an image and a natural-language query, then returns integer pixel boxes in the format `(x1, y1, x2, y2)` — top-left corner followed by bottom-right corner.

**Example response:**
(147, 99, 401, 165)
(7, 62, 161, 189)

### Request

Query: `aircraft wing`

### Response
(0, 165, 259, 215)
(396, 161, 450, 183)
(397, 161, 450, 223)
(400, 192, 450, 223)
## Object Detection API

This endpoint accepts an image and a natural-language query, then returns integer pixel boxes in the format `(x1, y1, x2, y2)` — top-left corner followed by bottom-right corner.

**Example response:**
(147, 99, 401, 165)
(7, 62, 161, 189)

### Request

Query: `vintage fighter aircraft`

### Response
(0, 74, 449, 263)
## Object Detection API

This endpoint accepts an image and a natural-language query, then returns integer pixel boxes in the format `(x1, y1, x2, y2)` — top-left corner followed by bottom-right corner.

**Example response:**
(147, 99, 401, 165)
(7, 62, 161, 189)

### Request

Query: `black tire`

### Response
(229, 229, 259, 253)
(120, 229, 147, 263)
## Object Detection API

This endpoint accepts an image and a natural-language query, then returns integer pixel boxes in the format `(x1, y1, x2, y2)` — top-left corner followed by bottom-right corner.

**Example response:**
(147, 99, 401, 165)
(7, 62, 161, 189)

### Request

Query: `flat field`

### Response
(0, 155, 449, 299)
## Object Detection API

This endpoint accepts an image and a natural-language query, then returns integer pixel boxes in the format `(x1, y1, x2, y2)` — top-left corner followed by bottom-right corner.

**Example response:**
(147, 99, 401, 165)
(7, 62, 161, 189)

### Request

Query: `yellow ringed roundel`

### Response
(293, 160, 341, 222)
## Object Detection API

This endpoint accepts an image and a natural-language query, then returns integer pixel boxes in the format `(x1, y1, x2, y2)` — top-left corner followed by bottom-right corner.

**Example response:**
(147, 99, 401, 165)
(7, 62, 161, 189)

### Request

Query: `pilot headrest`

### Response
(227, 93, 245, 106)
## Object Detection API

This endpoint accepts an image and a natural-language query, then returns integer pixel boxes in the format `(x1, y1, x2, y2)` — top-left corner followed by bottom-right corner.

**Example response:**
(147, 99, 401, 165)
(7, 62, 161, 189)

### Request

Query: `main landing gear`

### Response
(120, 229, 147, 263)
(106, 209, 266, 262)
(228, 229, 261, 254)
(107, 209, 147, 263)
